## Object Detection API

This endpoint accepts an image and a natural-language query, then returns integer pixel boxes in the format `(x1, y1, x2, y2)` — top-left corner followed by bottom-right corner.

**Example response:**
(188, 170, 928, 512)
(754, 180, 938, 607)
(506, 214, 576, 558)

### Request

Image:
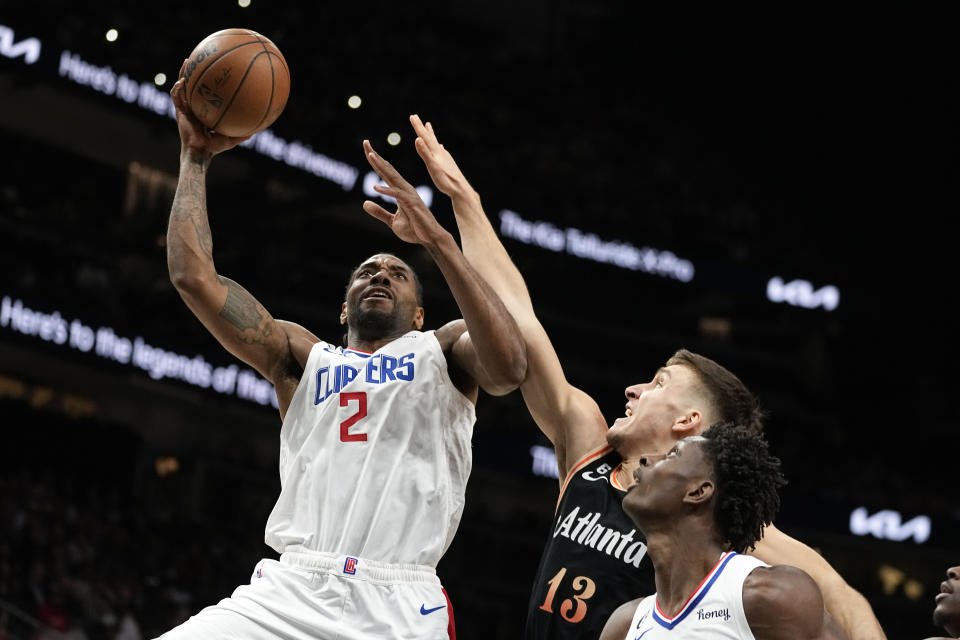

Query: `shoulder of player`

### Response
(743, 565, 825, 637)
(432, 318, 467, 351)
(599, 597, 646, 640)
(273, 320, 321, 370)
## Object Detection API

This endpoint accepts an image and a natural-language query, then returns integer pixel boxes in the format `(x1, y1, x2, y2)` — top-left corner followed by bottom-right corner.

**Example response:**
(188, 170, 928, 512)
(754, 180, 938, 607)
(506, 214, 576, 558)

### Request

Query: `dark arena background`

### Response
(0, 4, 955, 639)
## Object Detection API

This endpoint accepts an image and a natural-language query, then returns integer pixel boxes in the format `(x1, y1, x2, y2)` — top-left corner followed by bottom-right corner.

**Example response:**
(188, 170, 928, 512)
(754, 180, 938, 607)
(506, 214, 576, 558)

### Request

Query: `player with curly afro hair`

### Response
(700, 421, 787, 553)
(600, 422, 847, 639)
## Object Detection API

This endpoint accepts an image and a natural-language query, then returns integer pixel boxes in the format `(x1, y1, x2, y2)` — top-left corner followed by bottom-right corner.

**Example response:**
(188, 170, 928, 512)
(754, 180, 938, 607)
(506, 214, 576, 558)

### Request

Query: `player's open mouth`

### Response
(361, 287, 393, 301)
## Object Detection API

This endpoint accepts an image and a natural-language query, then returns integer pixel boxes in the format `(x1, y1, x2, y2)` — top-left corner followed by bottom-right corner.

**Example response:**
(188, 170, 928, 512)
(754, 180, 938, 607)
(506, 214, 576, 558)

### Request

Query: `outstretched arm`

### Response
(409, 115, 607, 476)
(744, 565, 849, 640)
(748, 524, 886, 640)
(361, 141, 526, 399)
(166, 71, 310, 417)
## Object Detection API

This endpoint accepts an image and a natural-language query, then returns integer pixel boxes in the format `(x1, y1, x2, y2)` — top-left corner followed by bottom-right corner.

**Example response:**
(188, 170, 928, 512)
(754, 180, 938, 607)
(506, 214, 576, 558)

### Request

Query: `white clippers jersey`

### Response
(264, 330, 476, 567)
(624, 552, 768, 639)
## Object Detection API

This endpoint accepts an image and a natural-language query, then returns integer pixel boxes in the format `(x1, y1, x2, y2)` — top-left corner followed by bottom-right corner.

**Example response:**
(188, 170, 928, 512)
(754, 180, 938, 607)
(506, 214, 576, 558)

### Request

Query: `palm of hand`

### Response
(386, 206, 419, 244)
(425, 149, 466, 196)
(172, 79, 248, 157)
(388, 204, 436, 245)
(179, 116, 244, 156)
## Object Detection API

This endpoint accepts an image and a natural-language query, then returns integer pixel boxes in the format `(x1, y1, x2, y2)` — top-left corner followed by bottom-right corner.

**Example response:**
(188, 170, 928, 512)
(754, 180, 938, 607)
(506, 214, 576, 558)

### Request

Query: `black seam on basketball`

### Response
(253, 42, 277, 133)
(253, 35, 288, 75)
(250, 34, 288, 75)
(211, 50, 270, 134)
(269, 51, 289, 75)
(187, 40, 263, 103)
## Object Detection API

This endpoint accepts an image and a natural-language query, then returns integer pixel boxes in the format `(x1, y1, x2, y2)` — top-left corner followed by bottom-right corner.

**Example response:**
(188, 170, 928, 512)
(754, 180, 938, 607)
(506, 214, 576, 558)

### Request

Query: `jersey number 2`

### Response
(340, 392, 368, 442)
(539, 567, 596, 623)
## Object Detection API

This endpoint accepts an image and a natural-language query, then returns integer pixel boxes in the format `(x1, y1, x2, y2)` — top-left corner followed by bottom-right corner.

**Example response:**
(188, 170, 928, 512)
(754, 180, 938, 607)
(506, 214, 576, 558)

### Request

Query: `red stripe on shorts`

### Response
(442, 588, 456, 640)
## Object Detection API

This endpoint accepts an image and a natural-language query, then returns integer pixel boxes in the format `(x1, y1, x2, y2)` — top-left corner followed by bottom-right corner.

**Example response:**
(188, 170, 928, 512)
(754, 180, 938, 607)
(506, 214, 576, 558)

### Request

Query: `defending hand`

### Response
(362, 140, 448, 247)
(409, 115, 476, 199)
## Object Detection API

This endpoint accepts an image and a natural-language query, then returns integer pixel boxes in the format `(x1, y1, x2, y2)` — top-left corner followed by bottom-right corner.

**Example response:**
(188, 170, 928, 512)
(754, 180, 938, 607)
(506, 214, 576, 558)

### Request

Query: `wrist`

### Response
(423, 227, 457, 256)
(450, 187, 481, 209)
(180, 146, 213, 168)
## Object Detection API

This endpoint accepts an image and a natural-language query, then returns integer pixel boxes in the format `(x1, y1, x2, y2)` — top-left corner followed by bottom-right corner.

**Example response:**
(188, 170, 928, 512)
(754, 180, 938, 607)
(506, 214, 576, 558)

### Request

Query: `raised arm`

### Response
(166, 73, 309, 416)
(361, 141, 526, 399)
(409, 115, 607, 475)
(748, 524, 886, 640)
(743, 565, 849, 640)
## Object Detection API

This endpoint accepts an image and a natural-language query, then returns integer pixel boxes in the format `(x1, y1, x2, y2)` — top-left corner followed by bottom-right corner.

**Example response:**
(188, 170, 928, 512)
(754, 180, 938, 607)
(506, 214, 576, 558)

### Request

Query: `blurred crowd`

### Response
(0, 400, 271, 640)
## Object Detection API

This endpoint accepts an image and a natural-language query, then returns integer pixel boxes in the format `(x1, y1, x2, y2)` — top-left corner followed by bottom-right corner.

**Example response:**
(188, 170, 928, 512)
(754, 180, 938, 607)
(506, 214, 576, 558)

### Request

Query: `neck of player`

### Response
(644, 528, 728, 618)
(347, 328, 412, 353)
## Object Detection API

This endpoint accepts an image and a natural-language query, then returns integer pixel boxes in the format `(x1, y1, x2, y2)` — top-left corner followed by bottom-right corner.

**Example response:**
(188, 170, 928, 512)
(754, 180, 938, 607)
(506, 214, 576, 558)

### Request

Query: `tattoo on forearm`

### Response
(219, 277, 263, 330)
(169, 159, 214, 261)
(218, 277, 274, 345)
(188, 207, 214, 260)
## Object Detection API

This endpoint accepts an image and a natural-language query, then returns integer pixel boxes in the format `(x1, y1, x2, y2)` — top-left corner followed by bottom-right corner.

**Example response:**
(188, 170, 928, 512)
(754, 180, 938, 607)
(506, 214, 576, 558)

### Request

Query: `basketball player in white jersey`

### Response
(598, 422, 847, 640)
(157, 79, 527, 638)
(925, 565, 960, 639)
(404, 115, 887, 639)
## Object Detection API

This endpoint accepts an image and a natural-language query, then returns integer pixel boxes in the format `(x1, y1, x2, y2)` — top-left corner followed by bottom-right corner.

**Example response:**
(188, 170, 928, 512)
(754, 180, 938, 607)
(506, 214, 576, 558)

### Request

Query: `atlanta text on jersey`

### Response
(553, 506, 648, 568)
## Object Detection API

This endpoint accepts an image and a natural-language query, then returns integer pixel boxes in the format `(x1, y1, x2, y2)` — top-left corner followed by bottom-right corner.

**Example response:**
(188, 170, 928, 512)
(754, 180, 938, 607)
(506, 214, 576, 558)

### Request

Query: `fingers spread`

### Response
(414, 136, 431, 161)
(363, 139, 391, 177)
(170, 81, 188, 111)
(363, 142, 412, 190)
(372, 183, 398, 198)
(362, 200, 394, 225)
(410, 114, 428, 138)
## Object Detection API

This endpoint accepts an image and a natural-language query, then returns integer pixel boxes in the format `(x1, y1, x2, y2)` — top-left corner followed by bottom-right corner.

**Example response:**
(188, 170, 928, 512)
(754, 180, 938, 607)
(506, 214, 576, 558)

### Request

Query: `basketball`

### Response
(182, 28, 290, 137)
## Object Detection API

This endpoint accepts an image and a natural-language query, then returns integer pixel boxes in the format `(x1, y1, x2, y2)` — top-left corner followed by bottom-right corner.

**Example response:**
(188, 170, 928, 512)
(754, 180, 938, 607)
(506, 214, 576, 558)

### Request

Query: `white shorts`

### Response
(154, 551, 455, 640)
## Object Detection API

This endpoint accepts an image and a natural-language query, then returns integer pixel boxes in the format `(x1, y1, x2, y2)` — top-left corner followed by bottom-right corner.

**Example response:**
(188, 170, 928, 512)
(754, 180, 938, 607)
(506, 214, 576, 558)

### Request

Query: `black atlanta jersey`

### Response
(525, 446, 656, 640)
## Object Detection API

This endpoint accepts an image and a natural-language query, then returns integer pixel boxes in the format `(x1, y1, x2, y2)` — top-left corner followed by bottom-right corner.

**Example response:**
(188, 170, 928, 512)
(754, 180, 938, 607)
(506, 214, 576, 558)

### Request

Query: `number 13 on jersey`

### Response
(539, 567, 596, 623)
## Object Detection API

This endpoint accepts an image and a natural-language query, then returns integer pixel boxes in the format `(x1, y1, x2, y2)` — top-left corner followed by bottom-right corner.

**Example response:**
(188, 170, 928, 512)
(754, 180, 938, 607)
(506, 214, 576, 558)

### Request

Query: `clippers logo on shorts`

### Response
(314, 353, 416, 405)
(343, 556, 358, 575)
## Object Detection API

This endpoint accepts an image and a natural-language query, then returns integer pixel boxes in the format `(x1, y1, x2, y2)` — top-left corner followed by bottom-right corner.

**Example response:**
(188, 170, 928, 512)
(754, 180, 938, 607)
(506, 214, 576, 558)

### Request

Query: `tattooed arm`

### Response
(166, 73, 314, 418)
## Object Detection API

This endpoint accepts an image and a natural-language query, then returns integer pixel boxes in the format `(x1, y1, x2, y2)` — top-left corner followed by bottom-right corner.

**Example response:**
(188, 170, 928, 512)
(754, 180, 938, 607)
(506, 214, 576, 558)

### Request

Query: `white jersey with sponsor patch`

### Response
(624, 552, 768, 639)
(264, 330, 476, 568)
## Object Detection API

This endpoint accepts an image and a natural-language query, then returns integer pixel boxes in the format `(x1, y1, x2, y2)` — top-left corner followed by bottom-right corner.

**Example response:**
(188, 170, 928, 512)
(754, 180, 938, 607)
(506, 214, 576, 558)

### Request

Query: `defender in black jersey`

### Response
(405, 114, 888, 640)
(526, 447, 651, 639)
(523, 350, 762, 640)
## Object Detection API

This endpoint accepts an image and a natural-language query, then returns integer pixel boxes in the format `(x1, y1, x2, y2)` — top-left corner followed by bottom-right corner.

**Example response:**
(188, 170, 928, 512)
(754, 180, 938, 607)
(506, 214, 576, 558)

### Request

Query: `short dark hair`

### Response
(701, 421, 786, 553)
(666, 349, 764, 434)
(345, 254, 423, 305)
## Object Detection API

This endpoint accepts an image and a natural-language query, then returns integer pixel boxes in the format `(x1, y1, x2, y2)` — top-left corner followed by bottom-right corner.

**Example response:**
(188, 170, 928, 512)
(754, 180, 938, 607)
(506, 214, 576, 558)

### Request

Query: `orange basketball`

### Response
(182, 28, 290, 137)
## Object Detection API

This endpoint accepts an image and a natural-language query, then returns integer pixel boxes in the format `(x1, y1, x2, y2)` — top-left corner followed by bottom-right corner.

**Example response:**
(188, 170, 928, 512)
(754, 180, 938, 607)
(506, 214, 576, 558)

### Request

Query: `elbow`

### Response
(492, 348, 528, 395)
(167, 240, 217, 293)
(507, 349, 528, 389)
(168, 265, 216, 296)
